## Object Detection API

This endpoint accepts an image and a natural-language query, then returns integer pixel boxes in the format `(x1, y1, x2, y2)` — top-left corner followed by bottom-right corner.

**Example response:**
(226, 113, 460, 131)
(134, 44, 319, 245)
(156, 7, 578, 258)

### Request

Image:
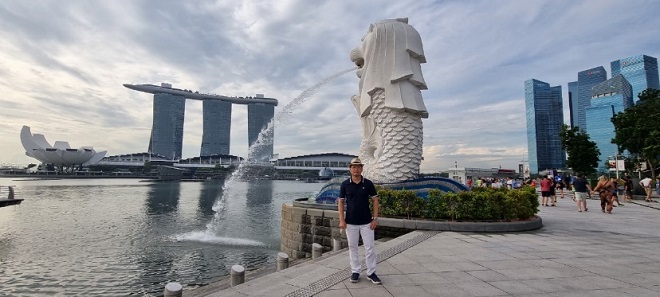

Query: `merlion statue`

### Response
(349, 18, 428, 183)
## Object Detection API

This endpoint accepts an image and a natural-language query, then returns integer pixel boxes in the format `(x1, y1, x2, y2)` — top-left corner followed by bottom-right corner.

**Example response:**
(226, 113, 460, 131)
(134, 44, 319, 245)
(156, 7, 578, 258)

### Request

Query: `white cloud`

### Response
(1, 0, 659, 173)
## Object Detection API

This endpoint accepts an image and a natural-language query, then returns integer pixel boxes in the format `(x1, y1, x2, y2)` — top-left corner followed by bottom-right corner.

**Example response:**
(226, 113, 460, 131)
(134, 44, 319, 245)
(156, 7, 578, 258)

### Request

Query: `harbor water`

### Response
(0, 178, 323, 296)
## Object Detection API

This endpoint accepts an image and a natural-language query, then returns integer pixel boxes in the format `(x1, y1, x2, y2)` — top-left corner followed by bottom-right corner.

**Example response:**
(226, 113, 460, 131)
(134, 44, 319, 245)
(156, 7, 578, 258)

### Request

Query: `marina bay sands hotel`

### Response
(123, 83, 278, 162)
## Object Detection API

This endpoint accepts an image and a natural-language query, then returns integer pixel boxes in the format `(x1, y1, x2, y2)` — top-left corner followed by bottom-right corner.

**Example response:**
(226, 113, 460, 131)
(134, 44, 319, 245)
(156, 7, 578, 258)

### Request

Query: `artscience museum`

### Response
(20, 125, 107, 166)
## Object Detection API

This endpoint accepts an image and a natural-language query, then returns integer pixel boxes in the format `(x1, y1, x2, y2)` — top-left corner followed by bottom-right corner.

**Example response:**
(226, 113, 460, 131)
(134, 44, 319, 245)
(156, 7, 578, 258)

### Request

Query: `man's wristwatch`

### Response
(372, 217, 378, 221)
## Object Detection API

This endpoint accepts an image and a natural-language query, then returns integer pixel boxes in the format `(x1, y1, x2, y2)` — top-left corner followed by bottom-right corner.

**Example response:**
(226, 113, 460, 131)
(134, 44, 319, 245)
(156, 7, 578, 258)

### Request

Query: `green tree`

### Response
(560, 124, 600, 176)
(611, 88, 660, 180)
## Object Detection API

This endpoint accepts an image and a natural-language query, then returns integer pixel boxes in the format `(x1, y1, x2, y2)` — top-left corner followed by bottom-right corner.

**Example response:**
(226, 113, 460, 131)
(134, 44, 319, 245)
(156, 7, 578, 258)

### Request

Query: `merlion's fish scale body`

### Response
(361, 90, 423, 183)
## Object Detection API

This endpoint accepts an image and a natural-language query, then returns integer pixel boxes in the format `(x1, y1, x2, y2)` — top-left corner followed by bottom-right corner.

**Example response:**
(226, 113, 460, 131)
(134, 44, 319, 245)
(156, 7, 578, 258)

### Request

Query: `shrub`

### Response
(376, 188, 426, 219)
(425, 189, 450, 219)
(502, 190, 535, 220)
(376, 188, 399, 217)
(377, 186, 538, 222)
(454, 191, 477, 221)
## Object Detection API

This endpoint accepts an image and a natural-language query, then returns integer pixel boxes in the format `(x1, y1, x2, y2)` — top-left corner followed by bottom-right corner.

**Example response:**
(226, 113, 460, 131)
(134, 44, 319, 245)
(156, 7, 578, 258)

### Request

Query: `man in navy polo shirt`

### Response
(338, 157, 381, 285)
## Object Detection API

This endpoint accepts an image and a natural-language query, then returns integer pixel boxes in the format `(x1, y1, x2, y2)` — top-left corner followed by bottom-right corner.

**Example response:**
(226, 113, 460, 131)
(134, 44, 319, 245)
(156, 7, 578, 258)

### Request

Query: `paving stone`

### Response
(189, 199, 660, 297)
(385, 285, 435, 297)
(467, 270, 512, 282)
(347, 286, 393, 297)
(454, 280, 508, 296)
(420, 283, 473, 297)
(312, 288, 351, 297)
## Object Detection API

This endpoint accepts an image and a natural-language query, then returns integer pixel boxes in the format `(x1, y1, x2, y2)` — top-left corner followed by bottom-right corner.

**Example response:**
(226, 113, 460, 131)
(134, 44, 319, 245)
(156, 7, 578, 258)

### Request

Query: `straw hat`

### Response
(349, 157, 364, 167)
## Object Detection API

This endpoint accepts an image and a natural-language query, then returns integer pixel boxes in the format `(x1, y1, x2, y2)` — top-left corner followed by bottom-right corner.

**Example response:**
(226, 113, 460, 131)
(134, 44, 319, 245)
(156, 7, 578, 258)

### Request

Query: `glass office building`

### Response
(247, 102, 275, 162)
(200, 100, 232, 156)
(611, 54, 659, 103)
(567, 81, 578, 127)
(585, 75, 633, 172)
(149, 93, 186, 159)
(572, 66, 607, 131)
(525, 79, 565, 175)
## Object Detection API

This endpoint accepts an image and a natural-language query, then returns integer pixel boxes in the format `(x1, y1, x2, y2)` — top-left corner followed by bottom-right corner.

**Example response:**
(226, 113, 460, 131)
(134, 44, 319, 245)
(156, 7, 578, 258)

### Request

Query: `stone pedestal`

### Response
(280, 202, 348, 260)
(280, 202, 410, 260)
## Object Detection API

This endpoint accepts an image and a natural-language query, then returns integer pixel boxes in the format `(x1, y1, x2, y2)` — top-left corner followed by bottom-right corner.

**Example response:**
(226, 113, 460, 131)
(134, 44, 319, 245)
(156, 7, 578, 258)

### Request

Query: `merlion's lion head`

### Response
(350, 17, 428, 119)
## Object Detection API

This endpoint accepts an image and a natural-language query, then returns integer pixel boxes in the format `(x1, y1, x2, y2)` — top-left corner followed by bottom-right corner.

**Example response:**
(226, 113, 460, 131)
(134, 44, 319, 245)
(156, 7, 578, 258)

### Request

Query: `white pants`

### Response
(346, 223, 376, 275)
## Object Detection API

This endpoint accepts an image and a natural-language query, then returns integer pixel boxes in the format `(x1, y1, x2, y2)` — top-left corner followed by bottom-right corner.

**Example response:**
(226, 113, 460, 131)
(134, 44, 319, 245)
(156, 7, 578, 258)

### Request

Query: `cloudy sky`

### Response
(1, 0, 659, 173)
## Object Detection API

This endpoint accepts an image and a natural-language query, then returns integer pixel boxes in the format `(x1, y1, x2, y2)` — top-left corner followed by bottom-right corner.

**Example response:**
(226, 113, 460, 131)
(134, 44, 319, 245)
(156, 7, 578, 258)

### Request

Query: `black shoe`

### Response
(366, 273, 381, 284)
(350, 272, 359, 283)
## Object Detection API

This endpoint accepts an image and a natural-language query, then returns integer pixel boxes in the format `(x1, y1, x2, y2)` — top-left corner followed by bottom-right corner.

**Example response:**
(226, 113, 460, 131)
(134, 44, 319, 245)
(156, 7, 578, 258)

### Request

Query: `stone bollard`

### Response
(332, 239, 342, 252)
(312, 243, 323, 259)
(277, 252, 289, 271)
(163, 282, 182, 297)
(230, 265, 245, 287)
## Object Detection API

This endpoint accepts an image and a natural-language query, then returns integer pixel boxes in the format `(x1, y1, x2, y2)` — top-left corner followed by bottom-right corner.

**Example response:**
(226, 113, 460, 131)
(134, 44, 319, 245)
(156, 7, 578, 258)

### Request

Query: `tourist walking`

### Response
(571, 174, 591, 212)
(623, 175, 634, 203)
(639, 176, 654, 202)
(338, 158, 382, 285)
(540, 176, 552, 206)
(556, 178, 565, 199)
(593, 175, 614, 213)
(549, 177, 557, 206)
(611, 179, 623, 206)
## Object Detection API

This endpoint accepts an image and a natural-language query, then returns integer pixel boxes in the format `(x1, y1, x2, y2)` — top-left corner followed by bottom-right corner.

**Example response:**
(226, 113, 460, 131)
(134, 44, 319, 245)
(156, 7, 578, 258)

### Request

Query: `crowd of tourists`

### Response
(533, 174, 659, 214)
(465, 177, 525, 189)
(465, 174, 659, 214)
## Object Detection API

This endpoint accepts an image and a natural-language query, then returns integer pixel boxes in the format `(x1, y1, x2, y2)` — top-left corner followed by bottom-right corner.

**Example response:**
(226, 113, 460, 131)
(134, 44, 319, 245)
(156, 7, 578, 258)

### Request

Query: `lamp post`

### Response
(609, 154, 621, 180)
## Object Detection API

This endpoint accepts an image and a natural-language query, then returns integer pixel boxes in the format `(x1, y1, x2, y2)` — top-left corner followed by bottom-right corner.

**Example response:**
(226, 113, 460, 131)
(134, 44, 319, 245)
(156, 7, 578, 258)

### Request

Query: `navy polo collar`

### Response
(348, 176, 364, 185)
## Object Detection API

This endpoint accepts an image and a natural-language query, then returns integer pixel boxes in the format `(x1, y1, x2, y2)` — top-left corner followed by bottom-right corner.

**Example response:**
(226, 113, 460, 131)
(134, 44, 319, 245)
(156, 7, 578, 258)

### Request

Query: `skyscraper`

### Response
(567, 81, 578, 127)
(611, 54, 659, 103)
(585, 75, 633, 172)
(247, 99, 275, 163)
(525, 79, 565, 175)
(200, 100, 232, 156)
(573, 66, 607, 131)
(125, 83, 278, 161)
(149, 90, 186, 159)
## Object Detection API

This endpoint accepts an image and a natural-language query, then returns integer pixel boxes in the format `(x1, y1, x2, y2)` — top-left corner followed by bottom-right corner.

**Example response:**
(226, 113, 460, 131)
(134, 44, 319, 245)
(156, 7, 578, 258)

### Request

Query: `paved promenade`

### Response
(191, 196, 660, 297)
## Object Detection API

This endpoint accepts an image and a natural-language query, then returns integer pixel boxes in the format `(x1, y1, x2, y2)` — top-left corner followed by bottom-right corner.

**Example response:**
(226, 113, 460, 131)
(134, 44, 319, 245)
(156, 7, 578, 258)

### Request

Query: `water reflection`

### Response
(198, 181, 223, 216)
(0, 178, 324, 296)
(134, 248, 176, 295)
(238, 250, 271, 270)
(146, 182, 181, 214)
